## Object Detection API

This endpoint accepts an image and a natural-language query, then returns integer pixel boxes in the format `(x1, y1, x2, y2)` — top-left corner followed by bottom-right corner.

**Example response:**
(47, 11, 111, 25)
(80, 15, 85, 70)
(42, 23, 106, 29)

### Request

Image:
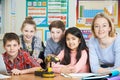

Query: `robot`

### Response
(35, 56, 60, 78)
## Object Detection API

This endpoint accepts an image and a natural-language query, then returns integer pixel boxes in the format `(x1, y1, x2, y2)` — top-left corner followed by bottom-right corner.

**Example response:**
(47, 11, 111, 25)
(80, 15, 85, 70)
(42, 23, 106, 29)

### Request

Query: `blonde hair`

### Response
(91, 13, 115, 38)
(21, 16, 36, 31)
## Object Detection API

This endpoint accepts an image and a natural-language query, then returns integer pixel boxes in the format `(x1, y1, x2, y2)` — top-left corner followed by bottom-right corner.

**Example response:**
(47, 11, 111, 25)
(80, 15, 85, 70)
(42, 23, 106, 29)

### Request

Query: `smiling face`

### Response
(4, 40, 20, 58)
(94, 17, 111, 39)
(21, 24, 36, 42)
(50, 27, 64, 42)
(66, 33, 80, 51)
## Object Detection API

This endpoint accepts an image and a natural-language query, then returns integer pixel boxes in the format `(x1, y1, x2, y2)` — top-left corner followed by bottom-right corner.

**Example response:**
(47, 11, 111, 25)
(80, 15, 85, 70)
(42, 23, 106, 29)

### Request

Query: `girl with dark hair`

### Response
(52, 27, 90, 73)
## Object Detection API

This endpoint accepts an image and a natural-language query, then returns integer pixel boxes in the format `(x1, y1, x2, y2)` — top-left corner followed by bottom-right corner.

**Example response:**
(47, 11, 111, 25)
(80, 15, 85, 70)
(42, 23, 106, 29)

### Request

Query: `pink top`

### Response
(52, 50, 90, 73)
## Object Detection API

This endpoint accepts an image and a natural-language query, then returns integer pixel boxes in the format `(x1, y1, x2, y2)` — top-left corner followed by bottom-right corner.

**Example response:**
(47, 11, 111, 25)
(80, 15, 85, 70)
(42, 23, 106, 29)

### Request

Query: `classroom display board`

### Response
(26, 0, 68, 27)
(76, 0, 119, 42)
(26, 0, 69, 42)
(76, 0, 118, 28)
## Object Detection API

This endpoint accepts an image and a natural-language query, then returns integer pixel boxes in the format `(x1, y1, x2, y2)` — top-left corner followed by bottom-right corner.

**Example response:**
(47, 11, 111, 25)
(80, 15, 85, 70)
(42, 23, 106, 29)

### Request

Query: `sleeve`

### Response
(52, 50, 65, 73)
(88, 37, 100, 73)
(109, 35, 120, 70)
(33, 36, 42, 58)
(73, 50, 88, 73)
(44, 39, 53, 57)
(24, 51, 40, 67)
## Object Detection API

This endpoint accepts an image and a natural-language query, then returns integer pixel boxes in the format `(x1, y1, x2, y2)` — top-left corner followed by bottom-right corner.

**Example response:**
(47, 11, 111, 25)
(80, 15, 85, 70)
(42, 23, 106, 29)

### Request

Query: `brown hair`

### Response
(21, 16, 36, 31)
(3, 32, 20, 46)
(91, 13, 115, 38)
(49, 20, 65, 32)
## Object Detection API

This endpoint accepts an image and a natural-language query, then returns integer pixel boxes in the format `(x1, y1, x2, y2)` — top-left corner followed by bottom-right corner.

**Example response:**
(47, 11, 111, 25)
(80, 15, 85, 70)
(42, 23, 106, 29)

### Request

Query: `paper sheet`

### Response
(0, 74, 11, 79)
(61, 73, 96, 78)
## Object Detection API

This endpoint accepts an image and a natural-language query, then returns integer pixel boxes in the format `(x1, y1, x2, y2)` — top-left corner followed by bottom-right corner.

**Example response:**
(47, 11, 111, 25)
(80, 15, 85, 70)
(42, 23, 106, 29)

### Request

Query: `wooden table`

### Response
(6, 74, 80, 80)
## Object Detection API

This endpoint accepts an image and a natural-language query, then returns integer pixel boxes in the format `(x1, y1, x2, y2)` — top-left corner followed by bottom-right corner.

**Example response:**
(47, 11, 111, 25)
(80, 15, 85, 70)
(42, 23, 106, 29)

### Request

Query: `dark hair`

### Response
(21, 16, 36, 31)
(60, 27, 88, 65)
(3, 32, 20, 46)
(49, 20, 65, 32)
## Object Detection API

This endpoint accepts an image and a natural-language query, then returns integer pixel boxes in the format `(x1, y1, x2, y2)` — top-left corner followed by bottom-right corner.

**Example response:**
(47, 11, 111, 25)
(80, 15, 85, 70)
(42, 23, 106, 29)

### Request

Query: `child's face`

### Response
(4, 40, 20, 57)
(94, 17, 111, 39)
(22, 24, 36, 42)
(66, 33, 80, 51)
(50, 27, 64, 42)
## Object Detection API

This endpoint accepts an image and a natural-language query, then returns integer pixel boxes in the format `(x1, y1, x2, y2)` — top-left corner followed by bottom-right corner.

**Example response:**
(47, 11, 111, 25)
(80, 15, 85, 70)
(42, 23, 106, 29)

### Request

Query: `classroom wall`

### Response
(9, 0, 76, 35)
(0, 0, 120, 54)
(0, 0, 76, 53)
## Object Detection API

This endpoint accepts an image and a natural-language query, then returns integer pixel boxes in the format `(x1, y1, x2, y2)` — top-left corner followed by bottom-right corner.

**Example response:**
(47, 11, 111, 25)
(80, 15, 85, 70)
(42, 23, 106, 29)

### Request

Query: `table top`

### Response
(6, 74, 80, 80)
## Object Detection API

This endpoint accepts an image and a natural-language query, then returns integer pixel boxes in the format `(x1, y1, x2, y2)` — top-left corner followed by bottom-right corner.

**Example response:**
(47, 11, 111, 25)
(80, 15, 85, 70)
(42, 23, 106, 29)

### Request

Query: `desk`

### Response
(6, 74, 80, 80)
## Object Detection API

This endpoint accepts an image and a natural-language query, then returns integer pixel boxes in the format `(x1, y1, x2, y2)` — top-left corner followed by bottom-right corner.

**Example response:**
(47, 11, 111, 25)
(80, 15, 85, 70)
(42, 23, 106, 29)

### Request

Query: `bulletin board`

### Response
(26, 0, 69, 27)
(76, 0, 119, 41)
(76, 0, 119, 28)
(26, 0, 69, 42)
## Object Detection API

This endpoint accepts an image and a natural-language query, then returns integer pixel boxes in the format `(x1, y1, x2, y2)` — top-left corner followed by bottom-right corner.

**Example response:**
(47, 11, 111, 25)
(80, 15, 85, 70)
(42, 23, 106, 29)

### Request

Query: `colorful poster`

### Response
(26, 0, 69, 27)
(26, 0, 69, 42)
(48, 0, 68, 26)
(26, 0, 47, 27)
(80, 29, 92, 41)
(76, 0, 118, 28)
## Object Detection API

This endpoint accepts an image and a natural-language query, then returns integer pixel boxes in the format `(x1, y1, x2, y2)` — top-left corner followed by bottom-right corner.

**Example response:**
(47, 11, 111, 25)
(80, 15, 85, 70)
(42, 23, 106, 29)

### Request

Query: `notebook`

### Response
(0, 54, 9, 75)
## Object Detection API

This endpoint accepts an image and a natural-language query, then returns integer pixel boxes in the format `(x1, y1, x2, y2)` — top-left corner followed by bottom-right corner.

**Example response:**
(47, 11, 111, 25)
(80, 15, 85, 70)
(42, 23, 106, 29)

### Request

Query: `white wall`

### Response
(0, 0, 26, 53)
(15, 0, 26, 35)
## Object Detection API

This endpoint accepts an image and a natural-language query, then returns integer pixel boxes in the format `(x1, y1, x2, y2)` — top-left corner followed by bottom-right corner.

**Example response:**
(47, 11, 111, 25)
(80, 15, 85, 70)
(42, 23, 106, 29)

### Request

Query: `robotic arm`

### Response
(35, 56, 60, 78)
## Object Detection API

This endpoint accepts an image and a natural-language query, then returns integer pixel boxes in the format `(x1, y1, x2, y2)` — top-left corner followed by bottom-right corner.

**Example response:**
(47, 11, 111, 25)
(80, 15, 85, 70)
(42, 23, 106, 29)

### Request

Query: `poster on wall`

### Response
(80, 29, 92, 42)
(26, 0, 69, 27)
(76, 0, 118, 28)
(26, 0, 47, 27)
(48, 0, 68, 26)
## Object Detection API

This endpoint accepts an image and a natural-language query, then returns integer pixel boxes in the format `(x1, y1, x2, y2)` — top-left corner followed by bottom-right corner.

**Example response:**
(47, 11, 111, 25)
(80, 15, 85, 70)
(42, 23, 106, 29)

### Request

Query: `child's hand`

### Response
(37, 58, 43, 63)
(11, 69, 23, 75)
(60, 66, 75, 73)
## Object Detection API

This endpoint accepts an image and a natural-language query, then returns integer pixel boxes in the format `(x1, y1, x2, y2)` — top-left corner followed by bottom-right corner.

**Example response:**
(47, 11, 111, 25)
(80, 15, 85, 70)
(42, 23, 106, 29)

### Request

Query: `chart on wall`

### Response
(26, 0, 69, 27)
(76, 0, 118, 28)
